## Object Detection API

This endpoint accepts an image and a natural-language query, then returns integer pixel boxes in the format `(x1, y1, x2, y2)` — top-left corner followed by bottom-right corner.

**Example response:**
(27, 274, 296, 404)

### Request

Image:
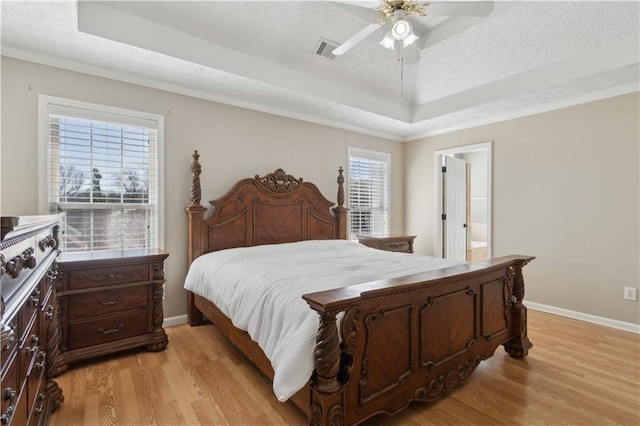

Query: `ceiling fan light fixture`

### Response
(379, 31, 396, 50)
(403, 31, 418, 48)
(391, 19, 412, 40)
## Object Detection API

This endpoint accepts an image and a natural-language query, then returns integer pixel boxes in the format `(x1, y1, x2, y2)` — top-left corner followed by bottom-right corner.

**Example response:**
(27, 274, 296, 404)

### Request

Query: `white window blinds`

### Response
(43, 98, 163, 253)
(347, 148, 390, 239)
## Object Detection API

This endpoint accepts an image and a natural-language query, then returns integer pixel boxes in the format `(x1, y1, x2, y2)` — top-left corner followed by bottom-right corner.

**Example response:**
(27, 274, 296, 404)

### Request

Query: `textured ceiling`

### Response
(1, 1, 638, 141)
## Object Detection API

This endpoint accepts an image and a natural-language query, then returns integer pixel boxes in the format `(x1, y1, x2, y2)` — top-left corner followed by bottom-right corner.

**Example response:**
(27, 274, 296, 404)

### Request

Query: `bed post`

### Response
(503, 257, 534, 357)
(185, 150, 207, 326)
(309, 309, 344, 426)
(333, 167, 348, 240)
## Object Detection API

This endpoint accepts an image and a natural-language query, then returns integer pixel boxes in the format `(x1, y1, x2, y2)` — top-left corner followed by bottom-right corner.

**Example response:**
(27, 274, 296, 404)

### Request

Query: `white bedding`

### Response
(184, 239, 464, 401)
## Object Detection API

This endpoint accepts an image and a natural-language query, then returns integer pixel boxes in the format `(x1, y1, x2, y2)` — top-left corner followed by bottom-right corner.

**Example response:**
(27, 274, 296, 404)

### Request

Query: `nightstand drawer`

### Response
(380, 240, 412, 252)
(357, 234, 416, 253)
(68, 311, 149, 350)
(66, 264, 149, 290)
(67, 286, 149, 320)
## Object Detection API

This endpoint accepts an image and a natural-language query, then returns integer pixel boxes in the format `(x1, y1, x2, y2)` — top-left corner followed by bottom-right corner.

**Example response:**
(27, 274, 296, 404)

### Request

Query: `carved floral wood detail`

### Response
(413, 355, 482, 401)
(339, 306, 360, 383)
(77, 269, 136, 282)
(255, 169, 302, 193)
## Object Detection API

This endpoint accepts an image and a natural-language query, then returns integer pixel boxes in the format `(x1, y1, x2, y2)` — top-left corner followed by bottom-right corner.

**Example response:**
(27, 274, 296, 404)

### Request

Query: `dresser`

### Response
(0, 215, 64, 425)
(357, 234, 417, 253)
(53, 249, 169, 375)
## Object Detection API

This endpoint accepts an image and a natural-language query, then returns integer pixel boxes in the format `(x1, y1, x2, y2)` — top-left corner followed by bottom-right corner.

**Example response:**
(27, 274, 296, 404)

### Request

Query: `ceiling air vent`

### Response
(315, 39, 338, 60)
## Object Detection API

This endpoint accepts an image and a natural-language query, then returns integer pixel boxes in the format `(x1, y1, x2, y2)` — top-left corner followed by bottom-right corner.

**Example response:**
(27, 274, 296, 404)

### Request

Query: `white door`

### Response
(443, 156, 467, 261)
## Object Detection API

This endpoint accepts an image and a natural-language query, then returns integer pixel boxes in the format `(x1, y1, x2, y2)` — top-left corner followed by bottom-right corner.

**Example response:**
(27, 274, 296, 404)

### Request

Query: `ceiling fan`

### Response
(332, 0, 494, 57)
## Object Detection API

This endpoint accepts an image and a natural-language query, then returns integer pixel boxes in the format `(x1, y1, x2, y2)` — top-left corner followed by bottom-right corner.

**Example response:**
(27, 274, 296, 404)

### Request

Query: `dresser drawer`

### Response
(67, 286, 148, 320)
(19, 320, 41, 382)
(68, 311, 149, 350)
(66, 264, 149, 290)
(19, 287, 41, 342)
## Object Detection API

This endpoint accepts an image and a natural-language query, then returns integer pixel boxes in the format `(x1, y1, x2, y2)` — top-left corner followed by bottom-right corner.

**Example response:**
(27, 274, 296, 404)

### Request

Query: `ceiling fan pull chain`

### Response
(399, 45, 405, 97)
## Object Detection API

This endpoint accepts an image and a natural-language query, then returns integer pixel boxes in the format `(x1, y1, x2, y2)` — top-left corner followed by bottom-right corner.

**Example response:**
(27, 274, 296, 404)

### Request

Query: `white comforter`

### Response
(184, 239, 464, 401)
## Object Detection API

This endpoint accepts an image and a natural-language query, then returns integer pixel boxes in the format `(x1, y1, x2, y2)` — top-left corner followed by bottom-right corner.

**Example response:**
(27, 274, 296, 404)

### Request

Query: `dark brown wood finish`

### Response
(184, 151, 534, 426)
(53, 249, 169, 375)
(357, 234, 417, 253)
(0, 214, 64, 425)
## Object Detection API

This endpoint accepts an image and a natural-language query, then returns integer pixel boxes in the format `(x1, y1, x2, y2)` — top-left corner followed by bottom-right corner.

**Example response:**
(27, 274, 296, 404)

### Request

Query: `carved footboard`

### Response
(303, 255, 534, 426)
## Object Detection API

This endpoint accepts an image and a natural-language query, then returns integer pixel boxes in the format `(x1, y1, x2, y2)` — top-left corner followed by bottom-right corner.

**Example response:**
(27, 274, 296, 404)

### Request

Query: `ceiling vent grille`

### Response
(315, 39, 338, 59)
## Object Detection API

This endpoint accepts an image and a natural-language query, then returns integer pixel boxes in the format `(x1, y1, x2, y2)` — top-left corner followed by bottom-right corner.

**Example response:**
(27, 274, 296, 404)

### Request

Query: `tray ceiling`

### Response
(1, 1, 638, 141)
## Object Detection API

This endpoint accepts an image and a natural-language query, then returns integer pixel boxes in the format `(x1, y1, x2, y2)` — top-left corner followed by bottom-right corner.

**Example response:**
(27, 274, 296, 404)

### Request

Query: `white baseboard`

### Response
(527, 301, 640, 334)
(163, 314, 188, 328)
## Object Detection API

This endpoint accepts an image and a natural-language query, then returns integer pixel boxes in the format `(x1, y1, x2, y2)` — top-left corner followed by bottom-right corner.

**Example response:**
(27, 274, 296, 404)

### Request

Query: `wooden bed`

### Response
(184, 150, 534, 426)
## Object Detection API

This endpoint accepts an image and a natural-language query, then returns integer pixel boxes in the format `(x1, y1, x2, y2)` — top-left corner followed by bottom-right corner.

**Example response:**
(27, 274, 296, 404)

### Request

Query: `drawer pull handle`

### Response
(45, 305, 55, 320)
(98, 323, 124, 334)
(3, 388, 16, 402)
(35, 351, 46, 370)
(98, 296, 123, 306)
(34, 393, 45, 416)
(1, 404, 14, 424)
(1, 336, 14, 351)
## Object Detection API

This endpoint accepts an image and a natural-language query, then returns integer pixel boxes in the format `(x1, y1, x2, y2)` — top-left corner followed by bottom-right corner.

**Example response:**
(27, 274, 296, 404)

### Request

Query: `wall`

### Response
(0, 57, 405, 319)
(405, 93, 640, 324)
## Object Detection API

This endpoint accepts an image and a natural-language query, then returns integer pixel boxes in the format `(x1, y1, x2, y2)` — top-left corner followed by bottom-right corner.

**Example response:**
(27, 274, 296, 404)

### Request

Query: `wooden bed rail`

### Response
(302, 255, 534, 426)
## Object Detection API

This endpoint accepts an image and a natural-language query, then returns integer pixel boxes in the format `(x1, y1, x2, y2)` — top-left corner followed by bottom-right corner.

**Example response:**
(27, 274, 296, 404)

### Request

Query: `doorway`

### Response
(434, 142, 492, 261)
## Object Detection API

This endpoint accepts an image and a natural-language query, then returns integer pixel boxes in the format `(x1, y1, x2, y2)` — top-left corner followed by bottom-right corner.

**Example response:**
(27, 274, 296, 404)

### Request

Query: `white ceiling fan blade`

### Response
(332, 22, 382, 55)
(332, 1, 380, 9)
(331, 2, 382, 23)
(428, 2, 494, 17)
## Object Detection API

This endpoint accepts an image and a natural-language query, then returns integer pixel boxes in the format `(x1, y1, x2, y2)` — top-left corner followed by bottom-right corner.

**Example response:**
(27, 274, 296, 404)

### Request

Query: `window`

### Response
(347, 147, 390, 239)
(39, 96, 164, 253)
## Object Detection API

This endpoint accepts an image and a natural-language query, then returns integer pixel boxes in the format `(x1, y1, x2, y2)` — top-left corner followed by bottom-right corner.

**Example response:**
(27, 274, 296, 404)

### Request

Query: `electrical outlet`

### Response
(624, 287, 637, 301)
(162, 283, 166, 300)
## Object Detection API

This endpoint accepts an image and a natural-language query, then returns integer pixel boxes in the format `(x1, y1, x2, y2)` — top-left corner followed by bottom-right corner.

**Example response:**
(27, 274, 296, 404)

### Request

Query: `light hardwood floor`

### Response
(49, 310, 640, 425)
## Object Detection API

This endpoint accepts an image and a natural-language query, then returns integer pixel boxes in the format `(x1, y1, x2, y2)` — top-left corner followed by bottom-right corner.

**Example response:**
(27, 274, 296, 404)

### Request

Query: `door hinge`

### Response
(442, 166, 447, 173)
(441, 213, 447, 220)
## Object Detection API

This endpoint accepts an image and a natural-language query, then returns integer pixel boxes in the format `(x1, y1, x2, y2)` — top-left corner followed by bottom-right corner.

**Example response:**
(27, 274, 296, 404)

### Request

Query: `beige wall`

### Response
(405, 93, 640, 324)
(0, 57, 405, 319)
(2, 56, 638, 325)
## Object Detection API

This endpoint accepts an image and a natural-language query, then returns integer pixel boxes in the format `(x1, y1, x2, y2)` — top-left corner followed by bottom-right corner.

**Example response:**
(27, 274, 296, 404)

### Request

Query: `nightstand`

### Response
(53, 249, 168, 375)
(357, 234, 416, 253)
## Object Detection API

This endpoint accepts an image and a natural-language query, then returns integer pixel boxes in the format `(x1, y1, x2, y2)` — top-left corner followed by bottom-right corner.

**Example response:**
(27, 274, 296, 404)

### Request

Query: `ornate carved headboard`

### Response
(185, 151, 348, 265)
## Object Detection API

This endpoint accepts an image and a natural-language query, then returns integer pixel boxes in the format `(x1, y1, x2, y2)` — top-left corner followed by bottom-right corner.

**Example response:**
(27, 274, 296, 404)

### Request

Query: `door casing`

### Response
(434, 141, 492, 260)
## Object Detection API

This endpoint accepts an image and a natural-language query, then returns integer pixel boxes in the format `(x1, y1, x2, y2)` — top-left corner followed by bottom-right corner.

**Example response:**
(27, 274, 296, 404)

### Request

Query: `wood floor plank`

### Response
(49, 310, 640, 425)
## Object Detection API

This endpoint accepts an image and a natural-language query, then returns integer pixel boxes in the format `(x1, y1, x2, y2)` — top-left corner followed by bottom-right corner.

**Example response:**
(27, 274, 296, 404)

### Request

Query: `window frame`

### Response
(347, 147, 391, 240)
(38, 95, 165, 251)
